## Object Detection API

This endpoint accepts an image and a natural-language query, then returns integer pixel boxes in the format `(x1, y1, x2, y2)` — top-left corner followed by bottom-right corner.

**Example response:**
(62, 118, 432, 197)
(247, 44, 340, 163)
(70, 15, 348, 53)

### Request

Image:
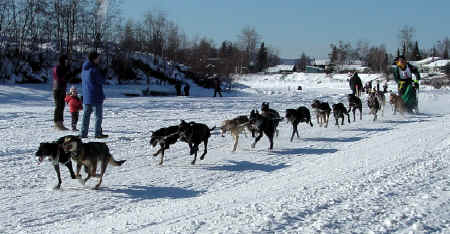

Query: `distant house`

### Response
(340, 64, 369, 73)
(309, 59, 334, 73)
(409, 57, 442, 72)
(265, 65, 295, 74)
(423, 59, 450, 73)
(305, 66, 324, 73)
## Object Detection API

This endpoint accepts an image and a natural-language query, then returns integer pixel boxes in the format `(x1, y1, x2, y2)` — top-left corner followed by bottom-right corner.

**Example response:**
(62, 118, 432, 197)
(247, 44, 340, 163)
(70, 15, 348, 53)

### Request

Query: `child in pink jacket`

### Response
(65, 86, 83, 131)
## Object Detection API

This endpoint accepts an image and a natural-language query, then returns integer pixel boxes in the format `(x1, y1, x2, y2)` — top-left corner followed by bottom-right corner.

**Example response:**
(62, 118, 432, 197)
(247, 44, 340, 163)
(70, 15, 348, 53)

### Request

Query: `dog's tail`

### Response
(109, 156, 126, 166)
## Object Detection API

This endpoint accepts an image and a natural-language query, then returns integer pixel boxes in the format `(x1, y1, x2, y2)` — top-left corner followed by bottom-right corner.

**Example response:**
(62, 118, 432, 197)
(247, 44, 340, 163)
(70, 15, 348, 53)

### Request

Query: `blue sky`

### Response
(121, 0, 450, 59)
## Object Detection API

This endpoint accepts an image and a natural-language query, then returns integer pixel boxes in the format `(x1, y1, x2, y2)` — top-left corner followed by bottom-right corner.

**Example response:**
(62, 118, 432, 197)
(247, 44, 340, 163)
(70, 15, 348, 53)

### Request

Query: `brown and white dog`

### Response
(389, 92, 408, 115)
(375, 91, 386, 117)
(61, 135, 126, 189)
(220, 115, 252, 152)
(367, 92, 380, 121)
(311, 99, 331, 128)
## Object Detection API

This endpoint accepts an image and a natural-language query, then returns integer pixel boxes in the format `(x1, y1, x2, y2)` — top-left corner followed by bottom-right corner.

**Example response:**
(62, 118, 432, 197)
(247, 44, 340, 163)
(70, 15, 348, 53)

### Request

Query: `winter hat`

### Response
(70, 86, 77, 93)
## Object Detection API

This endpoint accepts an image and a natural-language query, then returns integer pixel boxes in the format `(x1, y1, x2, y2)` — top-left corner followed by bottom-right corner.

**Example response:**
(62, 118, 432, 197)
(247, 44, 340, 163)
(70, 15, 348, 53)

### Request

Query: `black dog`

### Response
(347, 94, 362, 121)
(311, 99, 331, 128)
(285, 106, 313, 142)
(35, 135, 77, 189)
(332, 103, 350, 127)
(178, 120, 216, 165)
(150, 125, 181, 165)
(249, 110, 276, 150)
(368, 92, 380, 121)
(261, 102, 283, 136)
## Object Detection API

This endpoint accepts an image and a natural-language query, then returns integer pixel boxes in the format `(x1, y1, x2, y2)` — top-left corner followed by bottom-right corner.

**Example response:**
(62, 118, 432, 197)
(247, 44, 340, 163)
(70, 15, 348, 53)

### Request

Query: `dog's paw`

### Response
(53, 184, 61, 190)
(191, 160, 196, 165)
(251, 143, 256, 148)
(200, 156, 205, 160)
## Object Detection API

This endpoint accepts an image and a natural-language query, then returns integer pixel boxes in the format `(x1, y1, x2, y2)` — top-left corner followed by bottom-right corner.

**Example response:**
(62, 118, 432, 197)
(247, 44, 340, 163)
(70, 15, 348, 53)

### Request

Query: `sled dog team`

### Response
(36, 91, 408, 189)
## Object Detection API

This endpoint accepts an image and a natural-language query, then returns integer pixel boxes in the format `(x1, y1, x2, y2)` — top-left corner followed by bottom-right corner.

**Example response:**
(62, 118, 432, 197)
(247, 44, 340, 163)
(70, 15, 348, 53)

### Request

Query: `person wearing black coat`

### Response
(53, 54, 70, 130)
(175, 82, 182, 96)
(213, 78, 223, 97)
(348, 72, 362, 96)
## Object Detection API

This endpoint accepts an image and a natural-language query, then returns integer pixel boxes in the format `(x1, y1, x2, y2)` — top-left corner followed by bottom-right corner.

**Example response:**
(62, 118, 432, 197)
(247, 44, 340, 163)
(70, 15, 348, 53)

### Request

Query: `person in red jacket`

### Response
(65, 86, 83, 131)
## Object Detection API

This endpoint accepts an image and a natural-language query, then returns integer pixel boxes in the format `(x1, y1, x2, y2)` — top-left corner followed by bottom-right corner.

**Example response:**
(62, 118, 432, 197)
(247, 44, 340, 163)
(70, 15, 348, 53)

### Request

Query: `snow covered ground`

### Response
(0, 73, 449, 233)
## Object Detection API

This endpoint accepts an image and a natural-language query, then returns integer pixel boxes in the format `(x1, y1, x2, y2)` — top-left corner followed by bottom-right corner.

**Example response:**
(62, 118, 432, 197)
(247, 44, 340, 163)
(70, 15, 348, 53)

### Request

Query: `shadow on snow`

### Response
(271, 147, 338, 156)
(103, 185, 205, 201)
(302, 137, 363, 143)
(206, 160, 288, 172)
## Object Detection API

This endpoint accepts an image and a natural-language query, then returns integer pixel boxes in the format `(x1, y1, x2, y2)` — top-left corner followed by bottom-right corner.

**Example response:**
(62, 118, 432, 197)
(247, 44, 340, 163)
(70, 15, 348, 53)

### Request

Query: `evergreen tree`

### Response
(397, 48, 400, 57)
(411, 41, 422, 61)
(443, 43, 449, 59)
(402, 41, 407, 58)
(297, 53, 310, 72)
(256, 42, 268, 72)
(329, 45, 338, 64)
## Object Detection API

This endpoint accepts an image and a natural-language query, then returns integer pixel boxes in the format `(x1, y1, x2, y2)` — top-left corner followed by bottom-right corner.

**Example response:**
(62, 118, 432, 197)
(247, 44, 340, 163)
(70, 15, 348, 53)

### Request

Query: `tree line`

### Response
(0, 0, 279, 81)
(296, 25, 449, 74)
(0, 2, 447, 80)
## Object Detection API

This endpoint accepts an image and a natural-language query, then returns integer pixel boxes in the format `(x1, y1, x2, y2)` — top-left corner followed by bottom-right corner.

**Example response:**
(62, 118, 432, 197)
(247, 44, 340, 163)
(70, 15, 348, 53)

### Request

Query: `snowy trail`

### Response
(0, 81, 449, 233)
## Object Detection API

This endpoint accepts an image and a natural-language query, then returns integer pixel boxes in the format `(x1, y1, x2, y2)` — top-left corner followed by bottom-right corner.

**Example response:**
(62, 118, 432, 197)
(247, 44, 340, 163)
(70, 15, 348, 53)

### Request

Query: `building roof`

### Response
(423, 59, 450, 67)
(266, 65, 295, 73)
(409, 57, 442, 66)
(311, 59, 331, 66)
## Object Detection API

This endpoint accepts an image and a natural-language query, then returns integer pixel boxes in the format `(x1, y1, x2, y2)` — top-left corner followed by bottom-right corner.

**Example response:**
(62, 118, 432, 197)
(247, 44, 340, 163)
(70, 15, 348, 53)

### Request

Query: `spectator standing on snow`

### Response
(65, 86, 83, 131)
(213, 77, 223, 97)
(53, 54, 70, 130)
(184, 83, 190, 96)
(175, 82, 182, 96)
(80, 51, 108, 139)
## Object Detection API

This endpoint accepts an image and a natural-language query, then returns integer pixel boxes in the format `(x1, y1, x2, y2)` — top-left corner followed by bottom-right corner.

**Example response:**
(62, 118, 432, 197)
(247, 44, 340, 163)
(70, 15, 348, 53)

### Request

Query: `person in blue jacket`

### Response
(80, 51, 108, 138)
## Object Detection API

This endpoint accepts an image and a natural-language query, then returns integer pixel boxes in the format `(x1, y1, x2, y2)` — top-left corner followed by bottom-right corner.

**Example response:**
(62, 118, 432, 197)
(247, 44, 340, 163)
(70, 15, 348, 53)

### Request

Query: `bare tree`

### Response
(237, 26, 261, 72)
(398, 25, 415, 59)
(355, 39, 370, 63)
(367, 44, 389, 73)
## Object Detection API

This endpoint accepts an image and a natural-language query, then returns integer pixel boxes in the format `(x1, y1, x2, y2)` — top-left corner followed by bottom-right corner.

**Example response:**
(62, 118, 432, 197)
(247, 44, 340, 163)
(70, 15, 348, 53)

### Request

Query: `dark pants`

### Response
(71, 112, 79, 130)
(214, 88, 222, 97)
(53, 89, 66, 122)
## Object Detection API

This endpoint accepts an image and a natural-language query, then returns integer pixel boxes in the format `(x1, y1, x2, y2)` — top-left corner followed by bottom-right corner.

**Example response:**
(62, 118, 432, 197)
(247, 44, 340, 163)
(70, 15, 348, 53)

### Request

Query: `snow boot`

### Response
(55, 121, 69, 131)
